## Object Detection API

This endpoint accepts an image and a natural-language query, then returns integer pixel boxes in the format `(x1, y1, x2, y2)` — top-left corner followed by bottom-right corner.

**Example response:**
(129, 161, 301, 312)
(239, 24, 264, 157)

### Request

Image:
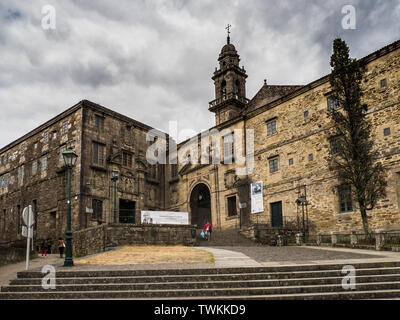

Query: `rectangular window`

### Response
(304, 110, 309, 118)
(53, 131, 57, 140)
(0, 177, 3, 188)
(32, 161, 37, 175)
(43, 132, 49, 144)
(223, 134, 233, 164)
(289, 158, 294, 166)
(327, 96, 339, 111)
(269, 158, 279, 173)
(21, 144, 25, 156)
(339, 185, 353, 213)
(62, 121, 68, 135)
(330, 138, 341, 155)
(308, 154, 314, 161)
(34, 142, 38, 149)
(123, 152, 132, 168)
(267, 120, 277, 136)
(95, 115, 105, 131)
(227, 196, 237, 217)
(1, 155, 4, 166)
(92, 199, 103, 221)
(92, 142, 105, 165)
(6, 153, 9, 164)
(384, 128, 391, 136)
(41, 157, 47, 171)
(18, 167, 24, 182)
(380, 78, 387, 88)
(4, 175, 8, 187)
(171, 164, 178, 178)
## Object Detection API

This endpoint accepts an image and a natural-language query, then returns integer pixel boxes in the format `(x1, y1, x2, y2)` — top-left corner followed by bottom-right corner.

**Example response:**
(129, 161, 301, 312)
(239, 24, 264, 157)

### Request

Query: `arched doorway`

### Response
(190, 183, 211, 228)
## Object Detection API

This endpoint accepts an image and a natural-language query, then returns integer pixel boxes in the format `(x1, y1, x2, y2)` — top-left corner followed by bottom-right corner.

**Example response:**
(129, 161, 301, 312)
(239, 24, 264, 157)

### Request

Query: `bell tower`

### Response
(209, 25, 248, 125)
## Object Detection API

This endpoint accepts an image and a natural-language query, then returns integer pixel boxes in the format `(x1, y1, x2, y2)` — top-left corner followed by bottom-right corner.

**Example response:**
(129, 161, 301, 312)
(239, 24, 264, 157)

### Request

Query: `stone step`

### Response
(15, 261, 400, 278)
(3, 274, 400, 292)
(10, 266, 400, 285)
(1, 281, 400, 299)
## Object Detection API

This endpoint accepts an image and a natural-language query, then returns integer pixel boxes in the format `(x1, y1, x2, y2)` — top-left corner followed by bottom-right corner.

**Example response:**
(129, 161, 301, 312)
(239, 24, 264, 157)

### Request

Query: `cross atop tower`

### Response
(226, 24, 231, 43)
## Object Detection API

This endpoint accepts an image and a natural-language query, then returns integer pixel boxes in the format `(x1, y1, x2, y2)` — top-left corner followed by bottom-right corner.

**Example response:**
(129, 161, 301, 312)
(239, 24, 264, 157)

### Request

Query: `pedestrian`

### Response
(41, 240, 48, 257)
(203, 221, 212, 241)
(58, 237, 66, 258)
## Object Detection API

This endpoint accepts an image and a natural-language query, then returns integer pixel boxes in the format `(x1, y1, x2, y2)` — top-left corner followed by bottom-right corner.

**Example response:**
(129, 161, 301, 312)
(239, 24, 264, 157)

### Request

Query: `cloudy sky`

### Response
(0, 0, 399, 147)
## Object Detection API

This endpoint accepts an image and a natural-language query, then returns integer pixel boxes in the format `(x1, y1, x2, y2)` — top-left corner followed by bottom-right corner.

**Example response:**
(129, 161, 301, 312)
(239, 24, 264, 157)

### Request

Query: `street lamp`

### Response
(111, 169, 119, 224)
(296, 193, 307, 243)
(62, 148, 78, 267)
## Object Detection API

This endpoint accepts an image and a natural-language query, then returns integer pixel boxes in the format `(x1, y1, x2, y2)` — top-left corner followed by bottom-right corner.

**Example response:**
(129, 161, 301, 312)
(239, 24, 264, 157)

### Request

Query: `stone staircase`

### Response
(2, 261, 400, 299)
(195, 228, 258, 247)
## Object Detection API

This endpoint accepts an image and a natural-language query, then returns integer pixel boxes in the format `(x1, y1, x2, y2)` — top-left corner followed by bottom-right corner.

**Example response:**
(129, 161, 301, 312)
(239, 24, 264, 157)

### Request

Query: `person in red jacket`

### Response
(203, 221, 212, 241)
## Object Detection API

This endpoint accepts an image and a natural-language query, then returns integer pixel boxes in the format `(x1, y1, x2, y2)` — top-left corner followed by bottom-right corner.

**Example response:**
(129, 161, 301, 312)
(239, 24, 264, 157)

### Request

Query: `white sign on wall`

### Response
(141, 211, 189, 225)
(251, 181, 264, 214)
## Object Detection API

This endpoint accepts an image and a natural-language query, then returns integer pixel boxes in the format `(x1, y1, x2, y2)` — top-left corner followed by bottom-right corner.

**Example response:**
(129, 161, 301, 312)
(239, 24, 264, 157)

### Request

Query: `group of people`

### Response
(40, 238, 66, 258)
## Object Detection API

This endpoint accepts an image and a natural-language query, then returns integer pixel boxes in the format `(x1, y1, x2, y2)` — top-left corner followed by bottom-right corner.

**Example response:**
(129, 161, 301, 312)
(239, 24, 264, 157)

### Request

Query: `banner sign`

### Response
(141, 211, 189, 225)
(251, 181, 264, 214)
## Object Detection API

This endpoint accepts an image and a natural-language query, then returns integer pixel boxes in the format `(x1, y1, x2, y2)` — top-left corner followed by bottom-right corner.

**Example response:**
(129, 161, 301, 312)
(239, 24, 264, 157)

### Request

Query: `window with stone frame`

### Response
(269, 157, 279, 173)
(171, 163, 178, 178)
(223, 133, 234, 164)
(92, 199, 103, 221)
(95, 115, 105, 131)
(62, 121, 68, 135)
(43, 132, 49, 144)
(327, 96, 339, 111)
(330, 137, 341, 155)
(122, 151, 132, 168)
(149, 165, 158, 180)
(41, 157, 47, 171)
(227, 196, 237, 217)
(338, 185, 353, 213)
(266, 120, 277, 136)
(92, 142, 105, 166)
(32, 160, 38, 175)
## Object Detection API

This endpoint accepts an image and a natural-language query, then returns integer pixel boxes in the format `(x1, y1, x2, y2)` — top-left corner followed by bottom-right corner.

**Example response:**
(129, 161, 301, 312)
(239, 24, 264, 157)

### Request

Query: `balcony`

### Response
(209, 93, 249, 109)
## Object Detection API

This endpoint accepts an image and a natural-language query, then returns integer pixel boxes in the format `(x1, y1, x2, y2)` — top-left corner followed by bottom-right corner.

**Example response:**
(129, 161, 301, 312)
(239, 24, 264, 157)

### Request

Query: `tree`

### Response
(327, 38, 387, 235)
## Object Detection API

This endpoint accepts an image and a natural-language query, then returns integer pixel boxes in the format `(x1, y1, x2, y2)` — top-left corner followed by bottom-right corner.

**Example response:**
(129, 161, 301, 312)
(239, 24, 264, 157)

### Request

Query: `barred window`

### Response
(32, 161, 37, 175)
(330, 138, 341, 154)
(269, 158, 279, 173)
(92, 142, 105, 166)
(43, 132, 49, 144)
(223, 134, 233, 164)
(123, 151, 132, 168)
(171, 164, 178, 178)
(41, 157, 47, 171)
(62, 121, 68, 135)
(339, 185, 353, 213)
(95, 115, 105, 131)
(327, 96, 339, 111)
(266, 120, 277, 136)
(92, 199, 103, 221)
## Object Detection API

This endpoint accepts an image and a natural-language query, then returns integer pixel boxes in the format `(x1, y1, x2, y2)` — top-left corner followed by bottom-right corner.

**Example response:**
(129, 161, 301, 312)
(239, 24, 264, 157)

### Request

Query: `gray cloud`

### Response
(0, 0, 399, 148)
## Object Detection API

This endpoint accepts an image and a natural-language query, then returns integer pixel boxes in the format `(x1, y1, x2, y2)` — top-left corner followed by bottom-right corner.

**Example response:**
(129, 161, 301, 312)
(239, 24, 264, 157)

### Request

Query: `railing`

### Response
(382, 232, 400, 250)
(209, 93, 250, 108)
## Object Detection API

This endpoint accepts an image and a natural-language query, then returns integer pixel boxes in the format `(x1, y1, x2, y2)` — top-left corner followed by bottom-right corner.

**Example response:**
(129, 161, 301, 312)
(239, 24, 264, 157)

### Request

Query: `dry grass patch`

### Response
(75, 245, 214, 265)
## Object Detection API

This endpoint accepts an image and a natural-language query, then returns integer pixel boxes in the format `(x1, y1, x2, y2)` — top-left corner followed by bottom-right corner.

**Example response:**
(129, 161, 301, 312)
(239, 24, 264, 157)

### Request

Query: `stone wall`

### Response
(0, 247, 35, 266)
(72, 224, 197, 258)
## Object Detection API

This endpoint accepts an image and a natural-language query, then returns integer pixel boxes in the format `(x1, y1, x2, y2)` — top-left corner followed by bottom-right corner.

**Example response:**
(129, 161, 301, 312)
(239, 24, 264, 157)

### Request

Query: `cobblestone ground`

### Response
(213, 246, 383, 263)
(75, 245, 215, 266)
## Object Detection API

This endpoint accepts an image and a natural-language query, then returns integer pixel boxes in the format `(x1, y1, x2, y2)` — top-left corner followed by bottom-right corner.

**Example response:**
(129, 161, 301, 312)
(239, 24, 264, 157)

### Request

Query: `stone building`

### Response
(0, 100, 167, 250)
(1, 37, 399, 250)
(165, 37, 400, 234)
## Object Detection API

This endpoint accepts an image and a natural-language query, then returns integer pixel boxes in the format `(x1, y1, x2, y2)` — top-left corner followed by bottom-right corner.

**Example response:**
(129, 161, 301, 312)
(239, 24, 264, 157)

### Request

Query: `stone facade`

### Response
(165, 39, 400, 235)
(1, 38, 399, 254)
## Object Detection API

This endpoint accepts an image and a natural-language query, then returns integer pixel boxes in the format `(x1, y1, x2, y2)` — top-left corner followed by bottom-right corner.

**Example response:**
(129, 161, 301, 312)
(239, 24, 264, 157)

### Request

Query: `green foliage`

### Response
(328, 38, 387, 234)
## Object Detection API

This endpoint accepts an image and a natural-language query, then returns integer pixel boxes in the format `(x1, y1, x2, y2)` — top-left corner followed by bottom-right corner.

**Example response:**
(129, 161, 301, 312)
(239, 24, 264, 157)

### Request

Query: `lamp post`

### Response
(62, 148, 78, 267)
(296, 193, 307, 243)
(111, 169, 119, 224)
